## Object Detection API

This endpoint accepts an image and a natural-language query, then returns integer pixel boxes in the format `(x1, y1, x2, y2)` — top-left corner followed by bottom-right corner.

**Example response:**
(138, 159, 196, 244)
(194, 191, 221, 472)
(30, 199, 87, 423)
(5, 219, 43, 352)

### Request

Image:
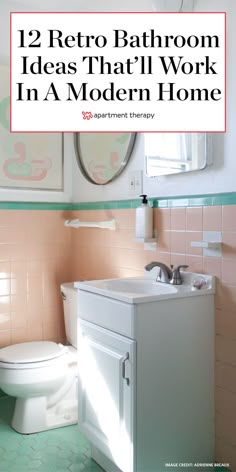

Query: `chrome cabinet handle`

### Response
(122, 352, 130, 386)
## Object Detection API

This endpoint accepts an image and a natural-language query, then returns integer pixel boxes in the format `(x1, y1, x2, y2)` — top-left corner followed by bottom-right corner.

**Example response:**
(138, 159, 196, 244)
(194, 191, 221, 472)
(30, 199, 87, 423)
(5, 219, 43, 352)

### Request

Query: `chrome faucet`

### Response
(145, 262, 188, 285)
(145, 261, 172, 283)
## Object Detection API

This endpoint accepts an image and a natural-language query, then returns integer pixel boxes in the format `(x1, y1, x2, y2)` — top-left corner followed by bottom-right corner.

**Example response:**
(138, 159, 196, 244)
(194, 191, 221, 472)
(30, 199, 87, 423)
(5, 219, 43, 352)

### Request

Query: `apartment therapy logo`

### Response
(11, 12, 225, 132)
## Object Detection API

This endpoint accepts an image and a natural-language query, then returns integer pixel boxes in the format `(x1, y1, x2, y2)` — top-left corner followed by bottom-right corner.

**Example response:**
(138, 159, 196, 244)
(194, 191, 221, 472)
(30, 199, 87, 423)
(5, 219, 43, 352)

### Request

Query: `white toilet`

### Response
(0, 282, 79, 434)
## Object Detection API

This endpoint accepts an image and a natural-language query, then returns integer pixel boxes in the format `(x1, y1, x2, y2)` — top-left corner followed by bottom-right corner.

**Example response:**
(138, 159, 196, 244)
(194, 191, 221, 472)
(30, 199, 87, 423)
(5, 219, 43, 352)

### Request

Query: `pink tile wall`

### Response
(0, 210, 72, 348)
(71, 205, 236, 472)
(0, 205, 235, 469)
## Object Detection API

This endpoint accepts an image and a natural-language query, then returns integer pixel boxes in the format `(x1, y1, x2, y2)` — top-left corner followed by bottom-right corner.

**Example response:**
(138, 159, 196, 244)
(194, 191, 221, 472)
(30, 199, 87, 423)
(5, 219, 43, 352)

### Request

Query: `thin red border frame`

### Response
(10, 11, 226, 134)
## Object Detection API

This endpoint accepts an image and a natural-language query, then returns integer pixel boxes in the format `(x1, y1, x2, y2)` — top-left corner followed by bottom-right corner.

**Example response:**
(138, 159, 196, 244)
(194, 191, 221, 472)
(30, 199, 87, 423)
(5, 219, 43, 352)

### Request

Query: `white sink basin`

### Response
(75, 273, 215, 304)
(90, 277, 177, 295)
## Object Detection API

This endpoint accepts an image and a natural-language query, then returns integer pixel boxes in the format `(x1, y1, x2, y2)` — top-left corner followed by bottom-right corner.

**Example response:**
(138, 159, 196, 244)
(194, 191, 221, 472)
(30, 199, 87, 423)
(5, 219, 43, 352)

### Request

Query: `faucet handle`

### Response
(174, 264, 189, 272)
(170, 265, 189, 285)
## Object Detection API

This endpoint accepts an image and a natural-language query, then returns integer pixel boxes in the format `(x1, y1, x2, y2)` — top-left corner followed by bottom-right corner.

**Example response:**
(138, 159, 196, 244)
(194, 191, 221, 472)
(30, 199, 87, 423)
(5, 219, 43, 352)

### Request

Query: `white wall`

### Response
(72, 0, 236, 202)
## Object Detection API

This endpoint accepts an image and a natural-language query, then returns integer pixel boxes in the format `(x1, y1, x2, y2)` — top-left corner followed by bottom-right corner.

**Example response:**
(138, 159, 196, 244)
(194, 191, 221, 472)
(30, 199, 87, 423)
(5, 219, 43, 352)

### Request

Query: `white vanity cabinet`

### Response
(77, 285, 214, 472)
(78, 319, 135, 472)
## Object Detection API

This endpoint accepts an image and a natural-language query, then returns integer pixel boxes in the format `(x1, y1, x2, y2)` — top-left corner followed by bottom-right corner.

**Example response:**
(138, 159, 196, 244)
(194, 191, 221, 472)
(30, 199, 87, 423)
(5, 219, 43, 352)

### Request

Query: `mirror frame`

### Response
(74, 133, 136, 185)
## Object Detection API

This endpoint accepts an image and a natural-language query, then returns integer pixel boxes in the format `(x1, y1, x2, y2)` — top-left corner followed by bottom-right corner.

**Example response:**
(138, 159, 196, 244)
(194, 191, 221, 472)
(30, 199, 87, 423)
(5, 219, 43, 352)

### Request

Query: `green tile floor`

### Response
(0, 396, 230, 472)
(0, 396, 103, 472)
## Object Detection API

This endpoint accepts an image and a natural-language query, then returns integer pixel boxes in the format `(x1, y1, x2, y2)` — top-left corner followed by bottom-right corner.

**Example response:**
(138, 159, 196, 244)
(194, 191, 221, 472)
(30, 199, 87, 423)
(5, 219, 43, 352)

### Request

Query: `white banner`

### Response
(10, 12, 226, 132)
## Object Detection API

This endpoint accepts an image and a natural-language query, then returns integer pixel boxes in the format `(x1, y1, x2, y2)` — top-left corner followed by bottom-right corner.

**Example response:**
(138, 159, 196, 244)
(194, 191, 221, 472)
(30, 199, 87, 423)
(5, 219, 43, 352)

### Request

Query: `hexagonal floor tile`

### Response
(0, 397, 104, 472)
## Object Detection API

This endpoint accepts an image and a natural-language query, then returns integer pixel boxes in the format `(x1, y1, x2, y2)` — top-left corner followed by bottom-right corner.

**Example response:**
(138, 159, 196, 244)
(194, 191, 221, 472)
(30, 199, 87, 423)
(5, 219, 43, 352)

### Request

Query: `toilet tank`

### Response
(60, 283, 78, 349)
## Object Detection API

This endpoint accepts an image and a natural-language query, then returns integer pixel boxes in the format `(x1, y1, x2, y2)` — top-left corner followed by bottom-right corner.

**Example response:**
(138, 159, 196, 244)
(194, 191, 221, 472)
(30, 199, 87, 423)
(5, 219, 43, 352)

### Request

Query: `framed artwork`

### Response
(0, 63, 63, 191)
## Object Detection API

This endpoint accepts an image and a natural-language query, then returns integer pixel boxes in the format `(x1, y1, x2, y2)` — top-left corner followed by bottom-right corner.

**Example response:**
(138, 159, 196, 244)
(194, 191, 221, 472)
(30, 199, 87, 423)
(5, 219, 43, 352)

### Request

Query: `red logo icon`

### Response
(82, 111, 93, 120)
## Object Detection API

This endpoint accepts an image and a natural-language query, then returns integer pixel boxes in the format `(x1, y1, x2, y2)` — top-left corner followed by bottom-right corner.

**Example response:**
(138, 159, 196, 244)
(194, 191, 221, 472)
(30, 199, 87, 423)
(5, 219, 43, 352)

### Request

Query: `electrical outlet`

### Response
(128, 173, 136, 194)
(134, 170, 143, 195)
(128, 171, 143, 195)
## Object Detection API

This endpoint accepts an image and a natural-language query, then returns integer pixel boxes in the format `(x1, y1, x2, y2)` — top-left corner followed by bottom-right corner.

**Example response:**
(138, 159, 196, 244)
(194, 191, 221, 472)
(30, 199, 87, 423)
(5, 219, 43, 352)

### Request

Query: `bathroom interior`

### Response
(0, 0, 235, 471)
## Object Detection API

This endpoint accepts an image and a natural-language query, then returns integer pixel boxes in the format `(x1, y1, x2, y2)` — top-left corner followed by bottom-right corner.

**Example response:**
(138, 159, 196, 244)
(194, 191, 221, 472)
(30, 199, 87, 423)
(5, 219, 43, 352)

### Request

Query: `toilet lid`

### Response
(0, 341, 66, 364)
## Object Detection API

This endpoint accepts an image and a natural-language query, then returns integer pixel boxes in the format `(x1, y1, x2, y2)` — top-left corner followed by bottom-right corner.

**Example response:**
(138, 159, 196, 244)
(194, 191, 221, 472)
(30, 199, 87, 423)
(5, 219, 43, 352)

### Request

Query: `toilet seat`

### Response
(0, 341, 67, 369)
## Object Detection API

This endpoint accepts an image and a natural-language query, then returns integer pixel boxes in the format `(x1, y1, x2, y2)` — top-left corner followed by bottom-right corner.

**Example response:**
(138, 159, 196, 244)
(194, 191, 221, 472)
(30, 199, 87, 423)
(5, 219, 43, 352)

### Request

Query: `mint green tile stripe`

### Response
(157, 192, 236, 208)
(0, 202, 72, 210)
(1, 192, 236, 210)
(72, 192, 236, 210)
(71, 199, 139, 210)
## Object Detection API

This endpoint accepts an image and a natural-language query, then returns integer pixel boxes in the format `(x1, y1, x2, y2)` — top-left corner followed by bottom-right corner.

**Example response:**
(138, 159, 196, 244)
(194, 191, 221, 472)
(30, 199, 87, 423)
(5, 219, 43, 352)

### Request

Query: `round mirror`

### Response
(74, 133, 136, 185)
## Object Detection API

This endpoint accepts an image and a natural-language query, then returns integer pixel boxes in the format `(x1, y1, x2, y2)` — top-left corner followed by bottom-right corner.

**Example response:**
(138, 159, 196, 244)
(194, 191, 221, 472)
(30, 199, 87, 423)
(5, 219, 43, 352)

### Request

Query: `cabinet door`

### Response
(78, 320, 136, 472)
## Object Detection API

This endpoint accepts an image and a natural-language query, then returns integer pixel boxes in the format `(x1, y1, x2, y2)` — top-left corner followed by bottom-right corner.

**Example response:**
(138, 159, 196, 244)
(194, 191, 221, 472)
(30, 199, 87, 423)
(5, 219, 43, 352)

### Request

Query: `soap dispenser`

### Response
(135, 194, 153, 240)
